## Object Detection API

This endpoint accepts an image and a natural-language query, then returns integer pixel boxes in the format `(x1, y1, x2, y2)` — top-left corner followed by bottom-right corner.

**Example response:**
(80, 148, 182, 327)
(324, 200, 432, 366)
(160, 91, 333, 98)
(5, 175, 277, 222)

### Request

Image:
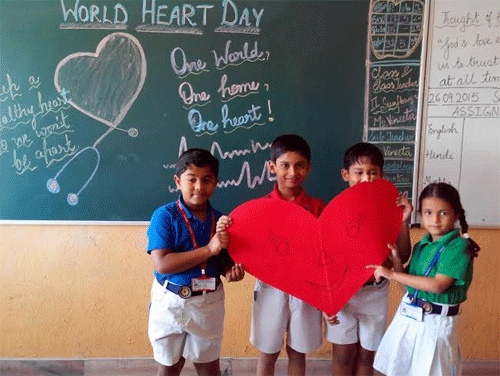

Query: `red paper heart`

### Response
(227, 179, 402, 315)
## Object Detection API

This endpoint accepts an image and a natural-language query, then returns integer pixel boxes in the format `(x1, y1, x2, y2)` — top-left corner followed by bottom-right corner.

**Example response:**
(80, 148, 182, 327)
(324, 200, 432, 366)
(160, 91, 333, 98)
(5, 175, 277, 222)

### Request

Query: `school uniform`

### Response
(250, 185, 326, 354)
(147, 197, 230, 366)
(324, 278, 390, 351)
(374, 229, 473, 376)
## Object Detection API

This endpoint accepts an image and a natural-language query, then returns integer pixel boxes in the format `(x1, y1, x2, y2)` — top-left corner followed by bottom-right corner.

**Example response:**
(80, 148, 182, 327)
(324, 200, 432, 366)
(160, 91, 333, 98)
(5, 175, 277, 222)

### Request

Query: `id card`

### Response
(400, 302, 423, 321)
(192, 276, 216, 292)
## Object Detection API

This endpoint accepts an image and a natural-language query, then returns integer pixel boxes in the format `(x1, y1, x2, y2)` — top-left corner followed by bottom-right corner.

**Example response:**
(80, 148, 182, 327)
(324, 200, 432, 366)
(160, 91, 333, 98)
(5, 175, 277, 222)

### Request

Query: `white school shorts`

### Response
(148, 278, 225, 366)
(250, 280, 323, 354)
(373, 294, 462, 376)
(324, 279, 389, 351)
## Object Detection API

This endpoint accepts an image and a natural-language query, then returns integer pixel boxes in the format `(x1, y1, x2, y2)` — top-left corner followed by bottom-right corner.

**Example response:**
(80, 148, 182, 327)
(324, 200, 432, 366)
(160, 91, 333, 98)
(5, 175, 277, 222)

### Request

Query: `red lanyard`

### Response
(177, 199, 215, 272)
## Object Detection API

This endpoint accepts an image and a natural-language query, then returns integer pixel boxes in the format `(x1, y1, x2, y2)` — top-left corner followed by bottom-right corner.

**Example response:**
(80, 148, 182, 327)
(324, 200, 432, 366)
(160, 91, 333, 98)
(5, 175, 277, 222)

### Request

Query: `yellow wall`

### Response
(0, 225, 498, 360)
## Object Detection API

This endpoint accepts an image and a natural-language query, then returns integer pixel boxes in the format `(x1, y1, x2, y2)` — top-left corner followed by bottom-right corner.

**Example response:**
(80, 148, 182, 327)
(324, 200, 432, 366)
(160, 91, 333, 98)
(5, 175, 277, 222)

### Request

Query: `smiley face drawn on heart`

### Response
(227, 179, 403, 315)
(54, 32, 146, 129)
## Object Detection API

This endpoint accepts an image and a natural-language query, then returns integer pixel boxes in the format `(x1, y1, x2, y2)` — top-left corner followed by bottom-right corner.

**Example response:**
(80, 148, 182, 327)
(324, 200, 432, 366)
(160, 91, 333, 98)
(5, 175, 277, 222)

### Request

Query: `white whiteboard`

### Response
(419, 0, 500, 226)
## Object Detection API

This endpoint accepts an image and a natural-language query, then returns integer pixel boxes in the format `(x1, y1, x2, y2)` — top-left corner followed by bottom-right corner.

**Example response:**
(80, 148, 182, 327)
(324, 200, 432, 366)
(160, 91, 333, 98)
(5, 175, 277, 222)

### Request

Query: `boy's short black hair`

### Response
(343, 142, 384, 170)
(270, 134, 311, 162)
(175, 148, 219, 178)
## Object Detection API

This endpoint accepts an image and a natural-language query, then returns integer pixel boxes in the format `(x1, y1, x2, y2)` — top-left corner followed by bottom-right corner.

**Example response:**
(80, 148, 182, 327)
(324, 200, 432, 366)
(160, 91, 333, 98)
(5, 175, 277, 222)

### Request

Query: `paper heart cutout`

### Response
(227, 179, 402, 315)
(54, 32, 146, 127)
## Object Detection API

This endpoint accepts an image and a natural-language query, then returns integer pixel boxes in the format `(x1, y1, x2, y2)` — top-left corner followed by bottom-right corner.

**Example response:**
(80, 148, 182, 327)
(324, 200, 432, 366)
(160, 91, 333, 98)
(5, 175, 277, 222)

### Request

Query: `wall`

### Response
(0, 226, 498, 360)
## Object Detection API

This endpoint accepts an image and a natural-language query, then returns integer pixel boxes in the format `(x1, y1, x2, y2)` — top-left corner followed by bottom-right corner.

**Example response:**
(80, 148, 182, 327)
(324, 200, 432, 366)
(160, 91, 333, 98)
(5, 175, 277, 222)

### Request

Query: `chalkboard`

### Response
(363, 0, 429, 201)
(0, 0, 369, 222)
(418, 0, 500, 226)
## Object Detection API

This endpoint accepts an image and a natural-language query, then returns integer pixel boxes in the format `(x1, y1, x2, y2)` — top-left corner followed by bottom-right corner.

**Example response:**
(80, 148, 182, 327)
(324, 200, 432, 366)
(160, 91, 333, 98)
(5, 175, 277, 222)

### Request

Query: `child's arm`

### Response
(217, 215, 246, 282)
(367, 257, 455, 295)
(224, 262, 245, 282)
(395, 195, 413, 264)
(150, 231, 228, 275)
(322, 312, 339, 326)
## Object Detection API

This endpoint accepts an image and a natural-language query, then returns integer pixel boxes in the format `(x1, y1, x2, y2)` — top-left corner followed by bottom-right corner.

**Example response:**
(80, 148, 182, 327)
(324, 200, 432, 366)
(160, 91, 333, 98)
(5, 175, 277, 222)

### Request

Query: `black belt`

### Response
(413, 298, 460, 316)
(158, 277, 220, 299)
(363, 278, 386, 287)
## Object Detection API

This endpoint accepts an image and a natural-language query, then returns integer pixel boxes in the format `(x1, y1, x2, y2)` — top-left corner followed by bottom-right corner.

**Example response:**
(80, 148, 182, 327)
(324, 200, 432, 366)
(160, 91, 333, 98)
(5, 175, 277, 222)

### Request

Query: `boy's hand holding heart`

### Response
(227, 179, 403, 316)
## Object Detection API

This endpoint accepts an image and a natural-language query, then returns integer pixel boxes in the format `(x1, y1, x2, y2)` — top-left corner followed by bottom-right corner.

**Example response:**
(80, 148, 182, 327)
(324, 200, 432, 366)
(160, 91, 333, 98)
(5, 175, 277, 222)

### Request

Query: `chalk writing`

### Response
(365, 0, 426, 195)
(370, 0, 424, 59)
(0, 73, 79, 178)
(0, 74, 22, 102)
(213, 40, 266, 69)
(166, 13, 272, 138)
(60, 1, 128, 25)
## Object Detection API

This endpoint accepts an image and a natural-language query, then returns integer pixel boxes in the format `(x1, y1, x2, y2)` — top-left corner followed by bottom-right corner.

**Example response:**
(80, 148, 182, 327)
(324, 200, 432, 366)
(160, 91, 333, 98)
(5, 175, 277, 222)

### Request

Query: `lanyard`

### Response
(176, 199, 215, 273)
(410, 243, 446, 302)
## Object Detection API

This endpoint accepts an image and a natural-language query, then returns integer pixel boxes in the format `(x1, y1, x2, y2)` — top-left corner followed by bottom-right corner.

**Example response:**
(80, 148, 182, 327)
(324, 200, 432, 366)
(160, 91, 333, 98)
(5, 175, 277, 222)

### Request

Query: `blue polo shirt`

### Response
(147, 197, 229, 286)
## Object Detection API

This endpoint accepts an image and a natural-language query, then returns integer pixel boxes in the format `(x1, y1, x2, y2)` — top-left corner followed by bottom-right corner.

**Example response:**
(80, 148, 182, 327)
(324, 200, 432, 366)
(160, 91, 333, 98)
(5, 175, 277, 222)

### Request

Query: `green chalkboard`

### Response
(0, 0, 369, 222)
(363, 0, 427, 201)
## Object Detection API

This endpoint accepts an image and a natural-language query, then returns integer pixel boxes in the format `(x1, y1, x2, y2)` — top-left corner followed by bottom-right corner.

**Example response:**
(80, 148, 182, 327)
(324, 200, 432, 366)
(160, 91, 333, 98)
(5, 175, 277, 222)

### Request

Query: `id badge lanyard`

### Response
(409, 243, 446, 303)
(176, 199, 215, 281)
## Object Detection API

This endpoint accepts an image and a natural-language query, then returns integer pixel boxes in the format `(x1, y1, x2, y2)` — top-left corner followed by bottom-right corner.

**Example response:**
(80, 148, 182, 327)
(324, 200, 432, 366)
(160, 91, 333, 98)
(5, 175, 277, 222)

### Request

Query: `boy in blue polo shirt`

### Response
(147, 148, 244, 376)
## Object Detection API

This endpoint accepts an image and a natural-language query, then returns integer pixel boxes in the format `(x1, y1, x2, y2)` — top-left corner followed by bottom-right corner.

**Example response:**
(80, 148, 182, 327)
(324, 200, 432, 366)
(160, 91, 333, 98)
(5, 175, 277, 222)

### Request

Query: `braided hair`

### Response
(419, 183, 480, 258)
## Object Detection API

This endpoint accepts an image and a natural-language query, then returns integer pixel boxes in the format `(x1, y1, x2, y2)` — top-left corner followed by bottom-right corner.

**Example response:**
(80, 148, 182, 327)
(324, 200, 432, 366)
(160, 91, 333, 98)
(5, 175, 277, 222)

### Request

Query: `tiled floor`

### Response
(0, 358, 498, 376)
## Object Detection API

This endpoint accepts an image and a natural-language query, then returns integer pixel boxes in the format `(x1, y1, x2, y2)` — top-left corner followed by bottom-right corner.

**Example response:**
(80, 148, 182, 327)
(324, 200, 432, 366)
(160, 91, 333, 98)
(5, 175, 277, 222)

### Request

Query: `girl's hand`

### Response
(366, 264, 393, 282)
(322, 312, 340, 325)
(225, 263, 245, 282)
(397, 194, 413, 223)
(216, 215, 232, 232)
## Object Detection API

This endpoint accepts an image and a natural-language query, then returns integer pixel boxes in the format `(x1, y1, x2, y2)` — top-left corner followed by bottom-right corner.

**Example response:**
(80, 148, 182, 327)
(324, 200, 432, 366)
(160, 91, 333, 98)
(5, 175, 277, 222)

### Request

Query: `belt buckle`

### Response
(178, 285, 192, 299)
(421, 301, 433, 313)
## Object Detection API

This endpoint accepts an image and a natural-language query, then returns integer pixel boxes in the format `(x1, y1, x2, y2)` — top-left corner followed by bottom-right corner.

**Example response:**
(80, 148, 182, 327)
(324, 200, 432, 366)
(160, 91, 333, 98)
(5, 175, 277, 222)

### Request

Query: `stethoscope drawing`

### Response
(48, 32, 146, 205)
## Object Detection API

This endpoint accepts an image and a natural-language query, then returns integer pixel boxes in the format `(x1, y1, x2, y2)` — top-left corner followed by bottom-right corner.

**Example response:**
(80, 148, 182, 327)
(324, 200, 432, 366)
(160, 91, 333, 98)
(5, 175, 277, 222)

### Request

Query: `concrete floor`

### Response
(0, 358, 499, 376)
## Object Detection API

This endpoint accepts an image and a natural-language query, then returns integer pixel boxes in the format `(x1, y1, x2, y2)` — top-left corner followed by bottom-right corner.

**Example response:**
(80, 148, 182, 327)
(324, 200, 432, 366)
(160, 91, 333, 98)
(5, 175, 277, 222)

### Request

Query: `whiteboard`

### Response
(418, 0, 500, 226)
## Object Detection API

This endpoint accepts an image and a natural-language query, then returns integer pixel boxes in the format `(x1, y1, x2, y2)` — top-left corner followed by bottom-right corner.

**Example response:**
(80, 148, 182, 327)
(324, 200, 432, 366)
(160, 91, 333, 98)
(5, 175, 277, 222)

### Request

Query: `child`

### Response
(220, 134, 326, 376)
(323, 142, 413, 376)
(368, 182, 480, 376)
(147, 148, 244, 376)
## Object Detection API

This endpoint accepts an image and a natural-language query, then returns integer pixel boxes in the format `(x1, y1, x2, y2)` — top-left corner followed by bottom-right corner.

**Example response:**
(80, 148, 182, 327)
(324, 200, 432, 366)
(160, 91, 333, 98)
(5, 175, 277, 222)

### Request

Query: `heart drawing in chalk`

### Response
(227, 179, 403, 315)
(54, 32, 146, 130)
(47, 33, 147, 206)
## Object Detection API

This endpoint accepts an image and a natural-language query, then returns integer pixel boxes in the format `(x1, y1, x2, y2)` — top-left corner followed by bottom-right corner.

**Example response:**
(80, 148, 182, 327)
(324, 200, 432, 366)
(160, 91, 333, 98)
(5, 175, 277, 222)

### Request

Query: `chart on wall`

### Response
(363, 0, 429, 201)
(419, 0, 500, 226)
(0, 0, 370, 222)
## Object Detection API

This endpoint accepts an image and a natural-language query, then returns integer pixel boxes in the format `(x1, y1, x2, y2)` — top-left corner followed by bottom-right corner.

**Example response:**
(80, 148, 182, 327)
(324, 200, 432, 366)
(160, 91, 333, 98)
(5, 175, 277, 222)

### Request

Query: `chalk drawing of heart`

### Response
(227, 179, 402, 315)
(54, 32, 146, 128)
